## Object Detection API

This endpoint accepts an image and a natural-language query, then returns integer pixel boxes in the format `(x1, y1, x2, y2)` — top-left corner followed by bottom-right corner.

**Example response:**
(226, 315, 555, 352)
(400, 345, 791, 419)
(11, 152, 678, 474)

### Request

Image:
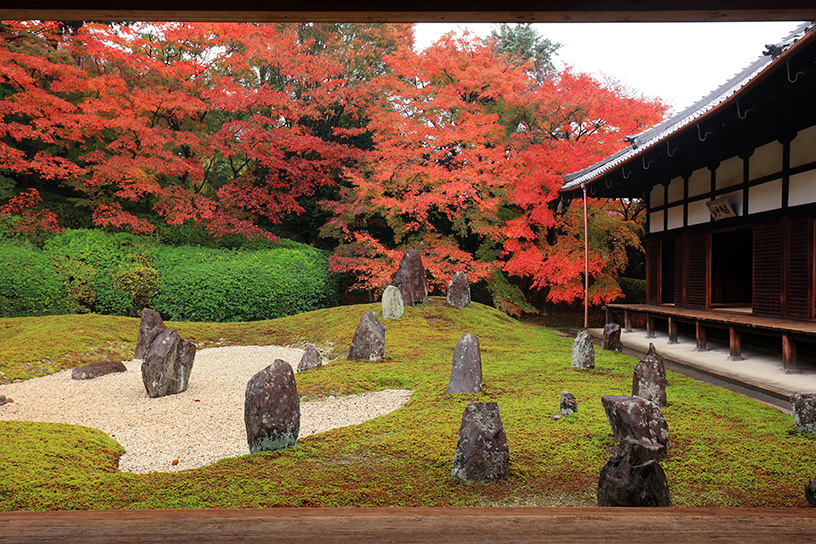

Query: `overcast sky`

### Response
(414, 22, 805, 113)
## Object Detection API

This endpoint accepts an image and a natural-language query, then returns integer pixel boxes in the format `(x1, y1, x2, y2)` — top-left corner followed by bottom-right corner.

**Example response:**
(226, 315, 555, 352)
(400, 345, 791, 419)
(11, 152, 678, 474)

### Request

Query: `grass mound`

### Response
(1, 299, 814, 509)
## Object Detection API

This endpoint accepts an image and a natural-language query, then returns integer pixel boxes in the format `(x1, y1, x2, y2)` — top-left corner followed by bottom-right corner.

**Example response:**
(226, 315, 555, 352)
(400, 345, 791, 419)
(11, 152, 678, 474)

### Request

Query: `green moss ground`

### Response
(1, 299, 814, 509)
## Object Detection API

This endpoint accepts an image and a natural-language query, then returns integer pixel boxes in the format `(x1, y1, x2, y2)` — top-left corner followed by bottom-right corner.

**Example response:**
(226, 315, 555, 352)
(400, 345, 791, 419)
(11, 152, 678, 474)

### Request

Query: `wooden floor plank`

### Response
(2, 508, 815, 544)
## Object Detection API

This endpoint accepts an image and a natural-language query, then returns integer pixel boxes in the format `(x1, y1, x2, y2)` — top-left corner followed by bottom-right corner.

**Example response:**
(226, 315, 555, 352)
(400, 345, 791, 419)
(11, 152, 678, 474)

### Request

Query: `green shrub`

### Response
(153, 246, 338, 322)
(0, 243, 65, 316)
(618, 277, 646, 303)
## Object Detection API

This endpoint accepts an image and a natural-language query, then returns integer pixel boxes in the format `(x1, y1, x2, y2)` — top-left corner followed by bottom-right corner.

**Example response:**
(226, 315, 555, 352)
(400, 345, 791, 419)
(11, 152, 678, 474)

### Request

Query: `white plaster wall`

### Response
(650, 184, 664, 207)
(667, 177, 684, 203)
(667, 205, 684, 230)
(749, 140, 783, 180)
(715, 156, 743, 189)
(748, 179, 782, 214)
(688, 168, 710, 198)
(791, 125, 816, 168)
(789, 169, 816, 207)
(687, 199, 710, 226)
(649, 210, 664, 233)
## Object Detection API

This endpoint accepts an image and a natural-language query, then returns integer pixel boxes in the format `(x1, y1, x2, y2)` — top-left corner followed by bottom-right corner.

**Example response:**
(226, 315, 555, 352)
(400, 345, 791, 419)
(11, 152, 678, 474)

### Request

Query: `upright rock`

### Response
(391, 248, 427, 306)
(560, 390, 578, 415)
(297, 343, 323, 372)
(445, 333, 482, 395)
(381, 285, 405, 320)
(446, 271, 471, 308)
(571, 330, 595, 370)
(601, 395, 670, 461)
(141, 329, 196, 398)
(632, 344, 667, 408)
(451, 402, 509, 482)
(135, 308, 166, 359)
(806, 477, 816, 507)
(348, 311, 386, 361)
(72, 360, 127, 380)
(791, 392, 816, 434)
(597, 438, 671, 507)
(603, 323, 623, 351)
(244, 359, 300, 454)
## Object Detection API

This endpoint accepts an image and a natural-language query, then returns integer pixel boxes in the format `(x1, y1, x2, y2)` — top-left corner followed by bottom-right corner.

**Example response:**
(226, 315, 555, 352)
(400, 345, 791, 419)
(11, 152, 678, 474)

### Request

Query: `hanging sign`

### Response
(706, 197, 736, 220)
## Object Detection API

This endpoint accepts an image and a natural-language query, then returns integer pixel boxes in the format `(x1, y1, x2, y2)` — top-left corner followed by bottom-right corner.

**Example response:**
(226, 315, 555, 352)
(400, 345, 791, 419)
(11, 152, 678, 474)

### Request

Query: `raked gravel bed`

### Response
(0, 345, 412, 474)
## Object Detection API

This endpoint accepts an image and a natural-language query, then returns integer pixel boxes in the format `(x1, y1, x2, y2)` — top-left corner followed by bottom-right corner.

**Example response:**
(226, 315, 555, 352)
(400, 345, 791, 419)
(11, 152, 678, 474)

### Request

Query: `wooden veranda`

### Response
(604, 303, 816, 373)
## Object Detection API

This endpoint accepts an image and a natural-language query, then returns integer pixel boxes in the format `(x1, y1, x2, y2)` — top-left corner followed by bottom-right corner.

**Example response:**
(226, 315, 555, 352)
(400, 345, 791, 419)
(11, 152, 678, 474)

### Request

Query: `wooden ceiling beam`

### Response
(1, 1, 815, 23)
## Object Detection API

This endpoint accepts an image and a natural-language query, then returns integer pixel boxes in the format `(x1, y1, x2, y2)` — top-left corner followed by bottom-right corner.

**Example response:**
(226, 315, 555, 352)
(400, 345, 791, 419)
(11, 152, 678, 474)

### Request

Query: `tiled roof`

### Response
(561, 22, 816, 192)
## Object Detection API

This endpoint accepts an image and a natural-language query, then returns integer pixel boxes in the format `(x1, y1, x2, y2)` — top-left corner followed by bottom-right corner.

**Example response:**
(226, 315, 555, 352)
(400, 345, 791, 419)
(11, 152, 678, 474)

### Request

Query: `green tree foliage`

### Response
(486, 23, 561, 85)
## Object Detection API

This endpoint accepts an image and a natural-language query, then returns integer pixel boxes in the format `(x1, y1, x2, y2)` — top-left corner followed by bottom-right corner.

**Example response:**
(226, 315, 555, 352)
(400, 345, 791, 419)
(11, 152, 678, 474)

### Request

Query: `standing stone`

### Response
(381, 285, 404, 320)
(451, 402, 509, 482)
(142, 329, 196, 398)
(446, 271, 471, 308)
(135, 308, 166, 359)
(141, 329, 196, 398)
(391, 248, 427, 306)
(445, 333, 482, 395)
(603, 323, 623, 351)
(571, 330, 595, 370)
(244, 359, 300, 454)
(72, 360, 127, 380)
(601, 395, 671, 461)
(560, 391, 578, 415)
(806, 478, 816, 507)
(632, 344, 668, 408)
(348, 311, 386, 361)
(791, 392, 816, 434)
(297, 343, 323, 372)
(597, 438, 672, 507)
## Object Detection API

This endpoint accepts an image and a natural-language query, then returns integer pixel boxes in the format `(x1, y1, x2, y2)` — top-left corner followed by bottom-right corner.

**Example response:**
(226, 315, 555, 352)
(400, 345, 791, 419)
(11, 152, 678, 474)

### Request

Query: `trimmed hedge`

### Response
(0, 243, 65, 316)
(152, 246, 338, 322)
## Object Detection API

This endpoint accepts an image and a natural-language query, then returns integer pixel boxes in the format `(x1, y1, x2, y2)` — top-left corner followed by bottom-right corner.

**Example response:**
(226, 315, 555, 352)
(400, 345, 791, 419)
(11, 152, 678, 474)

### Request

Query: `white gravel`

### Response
(0, 345, 412, 474)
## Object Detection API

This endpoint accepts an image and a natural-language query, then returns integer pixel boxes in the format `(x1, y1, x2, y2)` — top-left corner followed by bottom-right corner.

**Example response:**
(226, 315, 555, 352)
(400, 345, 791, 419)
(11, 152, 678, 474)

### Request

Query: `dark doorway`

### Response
(711, 227, 753, 306)
(661, 238, 675, 303)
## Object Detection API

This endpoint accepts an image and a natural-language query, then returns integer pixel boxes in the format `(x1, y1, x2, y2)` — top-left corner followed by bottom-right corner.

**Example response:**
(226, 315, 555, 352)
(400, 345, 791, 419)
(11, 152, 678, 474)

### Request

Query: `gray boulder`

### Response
(451, 402, 509, 482)
(381, 285, 404, 319)
(391, 248, 427, 306)
(244, 359, 300, 454)
(0, 395, 11, 406)
(597, 438, 671, 507)
(571, 330, 595, 370)
(632, 344, 667, 408)
(560, 390, 578, 415)
(348, 311, 386, 361)
(445, 333, 482, 395)
(135, 308, 166, 359)
(141, 329, 196, 398)
(791, 392, 816, 434)
(601, 395, 671, 461)
(297, 343, 323, 372)
(72, 360, 127, 380)
(446, 271, 471, 308)
(603, 323, 623, 351)
(806, 477, 816, 507)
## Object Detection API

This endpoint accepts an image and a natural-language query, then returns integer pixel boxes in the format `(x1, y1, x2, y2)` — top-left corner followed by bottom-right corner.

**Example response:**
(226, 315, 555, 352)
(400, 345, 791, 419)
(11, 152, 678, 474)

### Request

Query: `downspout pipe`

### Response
(582, 183, 589, 331)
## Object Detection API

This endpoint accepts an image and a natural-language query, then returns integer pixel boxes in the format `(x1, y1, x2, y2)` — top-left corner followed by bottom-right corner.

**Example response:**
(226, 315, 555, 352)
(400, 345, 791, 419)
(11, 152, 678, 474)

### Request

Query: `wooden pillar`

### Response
(695, 321, 707, 351)
(668, 316, 678, 344)
(624, 310, 632, 333)
(783, 333, 798, 374)
(646, 314, 656, 338)
(729, 327, 743, 361)
(604, 306, 612, 325)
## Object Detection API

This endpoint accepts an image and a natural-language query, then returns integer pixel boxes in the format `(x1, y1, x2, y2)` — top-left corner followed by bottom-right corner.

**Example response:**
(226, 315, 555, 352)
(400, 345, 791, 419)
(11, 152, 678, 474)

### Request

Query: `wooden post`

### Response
(604, 306, 612, 325)
(783, 333, 798, 374)
(646, 314, 655, 338)
(668, 316, 678, 344)
(624, 310, 632, 333)
(695, 321, 707, 351)
(729, 327, 743, 361)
